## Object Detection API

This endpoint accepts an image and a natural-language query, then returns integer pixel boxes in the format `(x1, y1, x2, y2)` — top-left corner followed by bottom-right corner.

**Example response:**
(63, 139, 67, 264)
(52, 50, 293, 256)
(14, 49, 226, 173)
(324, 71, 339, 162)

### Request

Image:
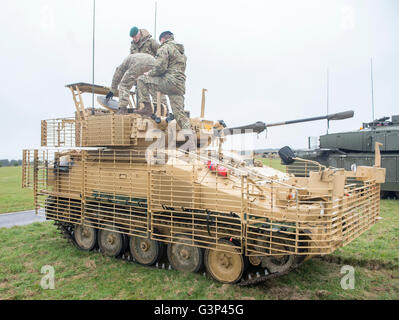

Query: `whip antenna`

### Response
(326, 68, 330, 134)
(154, 2, 157, 41)
(371, 57, 375, 126)
(91, 0, 96, 115)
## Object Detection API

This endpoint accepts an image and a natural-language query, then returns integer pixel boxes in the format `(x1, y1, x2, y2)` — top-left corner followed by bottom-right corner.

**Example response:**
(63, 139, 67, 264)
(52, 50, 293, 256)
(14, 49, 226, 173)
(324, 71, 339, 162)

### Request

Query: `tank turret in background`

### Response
(294, 115, 399, 198)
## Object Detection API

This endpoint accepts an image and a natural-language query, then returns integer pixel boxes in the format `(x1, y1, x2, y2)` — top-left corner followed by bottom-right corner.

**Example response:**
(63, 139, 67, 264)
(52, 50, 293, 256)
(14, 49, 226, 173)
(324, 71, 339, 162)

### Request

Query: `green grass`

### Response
(0, 200, 398, 300)
(0, 166, 34, 214)
(331, 200, 399, 268)
(258, 158, 286, 172)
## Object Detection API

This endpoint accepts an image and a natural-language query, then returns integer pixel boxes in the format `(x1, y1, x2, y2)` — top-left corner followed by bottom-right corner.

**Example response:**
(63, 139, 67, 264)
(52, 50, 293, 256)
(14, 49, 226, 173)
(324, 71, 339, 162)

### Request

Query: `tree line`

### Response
(0, 159, 22, 167)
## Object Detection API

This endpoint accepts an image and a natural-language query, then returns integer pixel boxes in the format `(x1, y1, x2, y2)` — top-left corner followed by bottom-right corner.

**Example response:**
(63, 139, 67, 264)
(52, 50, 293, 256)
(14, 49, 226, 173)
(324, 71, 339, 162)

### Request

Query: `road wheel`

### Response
(261, 254, 296, 274)
(74, 225, 97, 251)
(130, 236, 163, 266)
(204, 239, 244, 284)
(167, 235, 203, 273)
(260, 235, 296, 274)
(98, 229, 124, 257)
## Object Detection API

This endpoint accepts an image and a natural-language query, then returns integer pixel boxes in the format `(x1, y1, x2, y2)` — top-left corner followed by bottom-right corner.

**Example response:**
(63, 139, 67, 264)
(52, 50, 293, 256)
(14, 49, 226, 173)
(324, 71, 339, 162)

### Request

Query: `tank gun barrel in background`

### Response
(218, 110, 354, 136)
(266, 110, 354, 127)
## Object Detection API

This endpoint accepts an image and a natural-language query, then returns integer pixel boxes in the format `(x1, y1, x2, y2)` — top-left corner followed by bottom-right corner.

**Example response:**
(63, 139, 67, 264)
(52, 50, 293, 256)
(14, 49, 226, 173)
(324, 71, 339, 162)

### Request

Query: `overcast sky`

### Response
(0, 0, 398, 159)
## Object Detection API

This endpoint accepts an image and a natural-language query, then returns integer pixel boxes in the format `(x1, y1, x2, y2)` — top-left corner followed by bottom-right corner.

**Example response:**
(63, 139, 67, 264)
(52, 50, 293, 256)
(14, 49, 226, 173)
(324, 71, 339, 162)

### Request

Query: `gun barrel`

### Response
(219, 110, 354, 136)
(267, 110, 354, 127)
(220, 121, 266, 136)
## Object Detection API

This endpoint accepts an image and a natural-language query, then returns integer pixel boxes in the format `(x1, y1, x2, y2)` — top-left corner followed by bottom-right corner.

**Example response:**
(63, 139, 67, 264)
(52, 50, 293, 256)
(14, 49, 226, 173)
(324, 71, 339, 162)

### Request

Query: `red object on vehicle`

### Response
(208, 161, 217, 171)
(211, 164, 217, 171)
(207, 161, 228, 177)
(217, 165, 228, 177)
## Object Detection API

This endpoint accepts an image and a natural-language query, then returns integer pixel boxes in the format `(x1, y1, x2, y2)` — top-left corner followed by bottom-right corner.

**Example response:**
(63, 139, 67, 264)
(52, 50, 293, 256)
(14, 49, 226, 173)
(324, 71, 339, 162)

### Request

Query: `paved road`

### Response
(0, 210, 46, 229)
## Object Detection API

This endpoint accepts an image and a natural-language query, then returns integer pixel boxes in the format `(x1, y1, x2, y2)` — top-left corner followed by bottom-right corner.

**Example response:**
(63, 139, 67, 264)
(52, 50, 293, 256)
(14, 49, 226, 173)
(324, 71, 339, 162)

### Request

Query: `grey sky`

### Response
(0, 0, 398, 159)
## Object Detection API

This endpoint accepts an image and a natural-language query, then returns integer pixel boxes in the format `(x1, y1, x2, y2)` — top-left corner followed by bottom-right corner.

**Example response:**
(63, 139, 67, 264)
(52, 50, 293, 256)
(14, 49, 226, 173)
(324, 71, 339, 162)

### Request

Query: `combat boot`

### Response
(134, 102, 153, 117)
(153, 102, 169, 117)
(116, 107, 128, 115)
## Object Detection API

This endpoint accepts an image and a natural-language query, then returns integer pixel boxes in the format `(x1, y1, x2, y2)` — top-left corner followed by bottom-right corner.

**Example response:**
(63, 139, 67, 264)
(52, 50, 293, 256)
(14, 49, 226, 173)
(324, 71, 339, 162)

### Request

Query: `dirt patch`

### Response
(0, 279, 11, 290)
(265, 284, 313, 300)
(207, 283, 216, 299)
(127, 274, 143, 282)
(24, 289, 38, 297)
(316, 255, 397, 271)
(0, 287, 17, 300)
(23, 261, 35, 273)
(315, 290, 330, 299)
(85, 259, 96, 269)
(69, 273, 88, 281)
(217, 284, 231, 295)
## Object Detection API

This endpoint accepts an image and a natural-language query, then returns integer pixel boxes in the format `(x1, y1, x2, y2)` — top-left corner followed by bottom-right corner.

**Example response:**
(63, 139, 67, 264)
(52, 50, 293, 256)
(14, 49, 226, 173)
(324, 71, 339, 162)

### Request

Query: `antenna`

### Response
(200, 89, 207, 118)
(91, 0, 96, 115)
(370, 57, 375, 126)
(154, 2, 157, 41)
(326, 68, 330, 134)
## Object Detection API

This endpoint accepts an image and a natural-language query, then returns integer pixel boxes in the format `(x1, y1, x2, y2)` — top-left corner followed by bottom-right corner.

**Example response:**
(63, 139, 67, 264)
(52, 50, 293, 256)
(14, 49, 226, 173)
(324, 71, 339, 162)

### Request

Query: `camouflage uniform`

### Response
(130, 29, 167, 107)
(137, 37, 190, 129)
(111, 53, 156, 108)
(130, 29, 159, 56)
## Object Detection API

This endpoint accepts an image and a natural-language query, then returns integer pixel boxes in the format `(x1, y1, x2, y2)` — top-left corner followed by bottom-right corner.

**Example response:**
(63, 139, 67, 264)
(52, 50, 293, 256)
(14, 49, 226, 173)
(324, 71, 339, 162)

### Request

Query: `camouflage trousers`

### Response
(137, 75, 190, 129)
(118, 68, 167, 108)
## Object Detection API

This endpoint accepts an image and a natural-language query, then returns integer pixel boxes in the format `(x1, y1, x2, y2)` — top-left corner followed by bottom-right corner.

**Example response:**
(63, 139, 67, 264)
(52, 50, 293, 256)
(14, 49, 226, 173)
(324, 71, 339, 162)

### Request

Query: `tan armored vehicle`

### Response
(22, 83, 386, 284)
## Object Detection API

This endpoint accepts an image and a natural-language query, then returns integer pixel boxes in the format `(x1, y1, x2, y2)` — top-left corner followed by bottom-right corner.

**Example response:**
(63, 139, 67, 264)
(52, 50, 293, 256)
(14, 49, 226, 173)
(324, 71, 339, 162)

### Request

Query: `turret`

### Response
(41, 82, 354, 151)
(319, 115, 399, 152)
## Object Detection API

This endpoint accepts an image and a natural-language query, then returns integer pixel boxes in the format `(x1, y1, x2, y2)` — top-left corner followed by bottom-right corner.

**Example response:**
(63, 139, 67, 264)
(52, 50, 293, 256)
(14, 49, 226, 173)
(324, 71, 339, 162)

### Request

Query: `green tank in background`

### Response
(293, 115, 399, 198)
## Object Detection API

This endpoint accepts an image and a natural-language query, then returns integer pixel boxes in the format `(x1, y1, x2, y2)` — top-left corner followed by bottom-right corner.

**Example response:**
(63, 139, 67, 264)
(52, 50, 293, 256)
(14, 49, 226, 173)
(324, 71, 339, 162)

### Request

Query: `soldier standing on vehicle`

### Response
(130, 27, 159, 56)
(105, 53, 156, 115)
(136, 31, 191, 131)
(130, 26, 167, 110)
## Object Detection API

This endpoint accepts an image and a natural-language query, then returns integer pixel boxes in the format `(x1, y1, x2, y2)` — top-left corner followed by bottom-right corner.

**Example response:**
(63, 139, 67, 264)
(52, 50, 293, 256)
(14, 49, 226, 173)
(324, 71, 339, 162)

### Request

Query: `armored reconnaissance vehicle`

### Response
(293, 115, 399, 198)
(22, 83, 386, 284)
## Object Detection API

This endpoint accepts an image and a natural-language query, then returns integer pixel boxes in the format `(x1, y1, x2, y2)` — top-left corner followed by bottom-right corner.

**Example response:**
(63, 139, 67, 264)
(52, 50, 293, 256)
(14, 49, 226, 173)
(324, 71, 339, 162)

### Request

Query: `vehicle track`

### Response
(55, 222, 303, 286)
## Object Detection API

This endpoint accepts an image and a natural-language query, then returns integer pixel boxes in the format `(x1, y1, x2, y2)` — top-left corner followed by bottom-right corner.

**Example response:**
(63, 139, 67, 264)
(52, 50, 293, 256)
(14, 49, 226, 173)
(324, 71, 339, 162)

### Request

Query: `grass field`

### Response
(0, 166, 34, 214)
(258, 157, 286, 172)
(0, 200, 398, 300)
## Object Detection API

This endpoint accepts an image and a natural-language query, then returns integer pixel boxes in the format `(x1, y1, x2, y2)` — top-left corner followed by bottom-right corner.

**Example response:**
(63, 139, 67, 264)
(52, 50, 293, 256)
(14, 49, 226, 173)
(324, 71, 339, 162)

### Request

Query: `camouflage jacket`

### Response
(111, 53, 155, 92)
(130, 29, 159, 56)
(148, 37, 187, 90)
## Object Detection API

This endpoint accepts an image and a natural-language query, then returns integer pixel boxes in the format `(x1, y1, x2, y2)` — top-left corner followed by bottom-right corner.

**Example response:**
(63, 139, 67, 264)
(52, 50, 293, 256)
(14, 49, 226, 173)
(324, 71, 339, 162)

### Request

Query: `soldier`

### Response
(129, 26, 167, 109)
(106, 53, 156, 115)
(136, 31, 191, 133)
(130, 27, 159, 56)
